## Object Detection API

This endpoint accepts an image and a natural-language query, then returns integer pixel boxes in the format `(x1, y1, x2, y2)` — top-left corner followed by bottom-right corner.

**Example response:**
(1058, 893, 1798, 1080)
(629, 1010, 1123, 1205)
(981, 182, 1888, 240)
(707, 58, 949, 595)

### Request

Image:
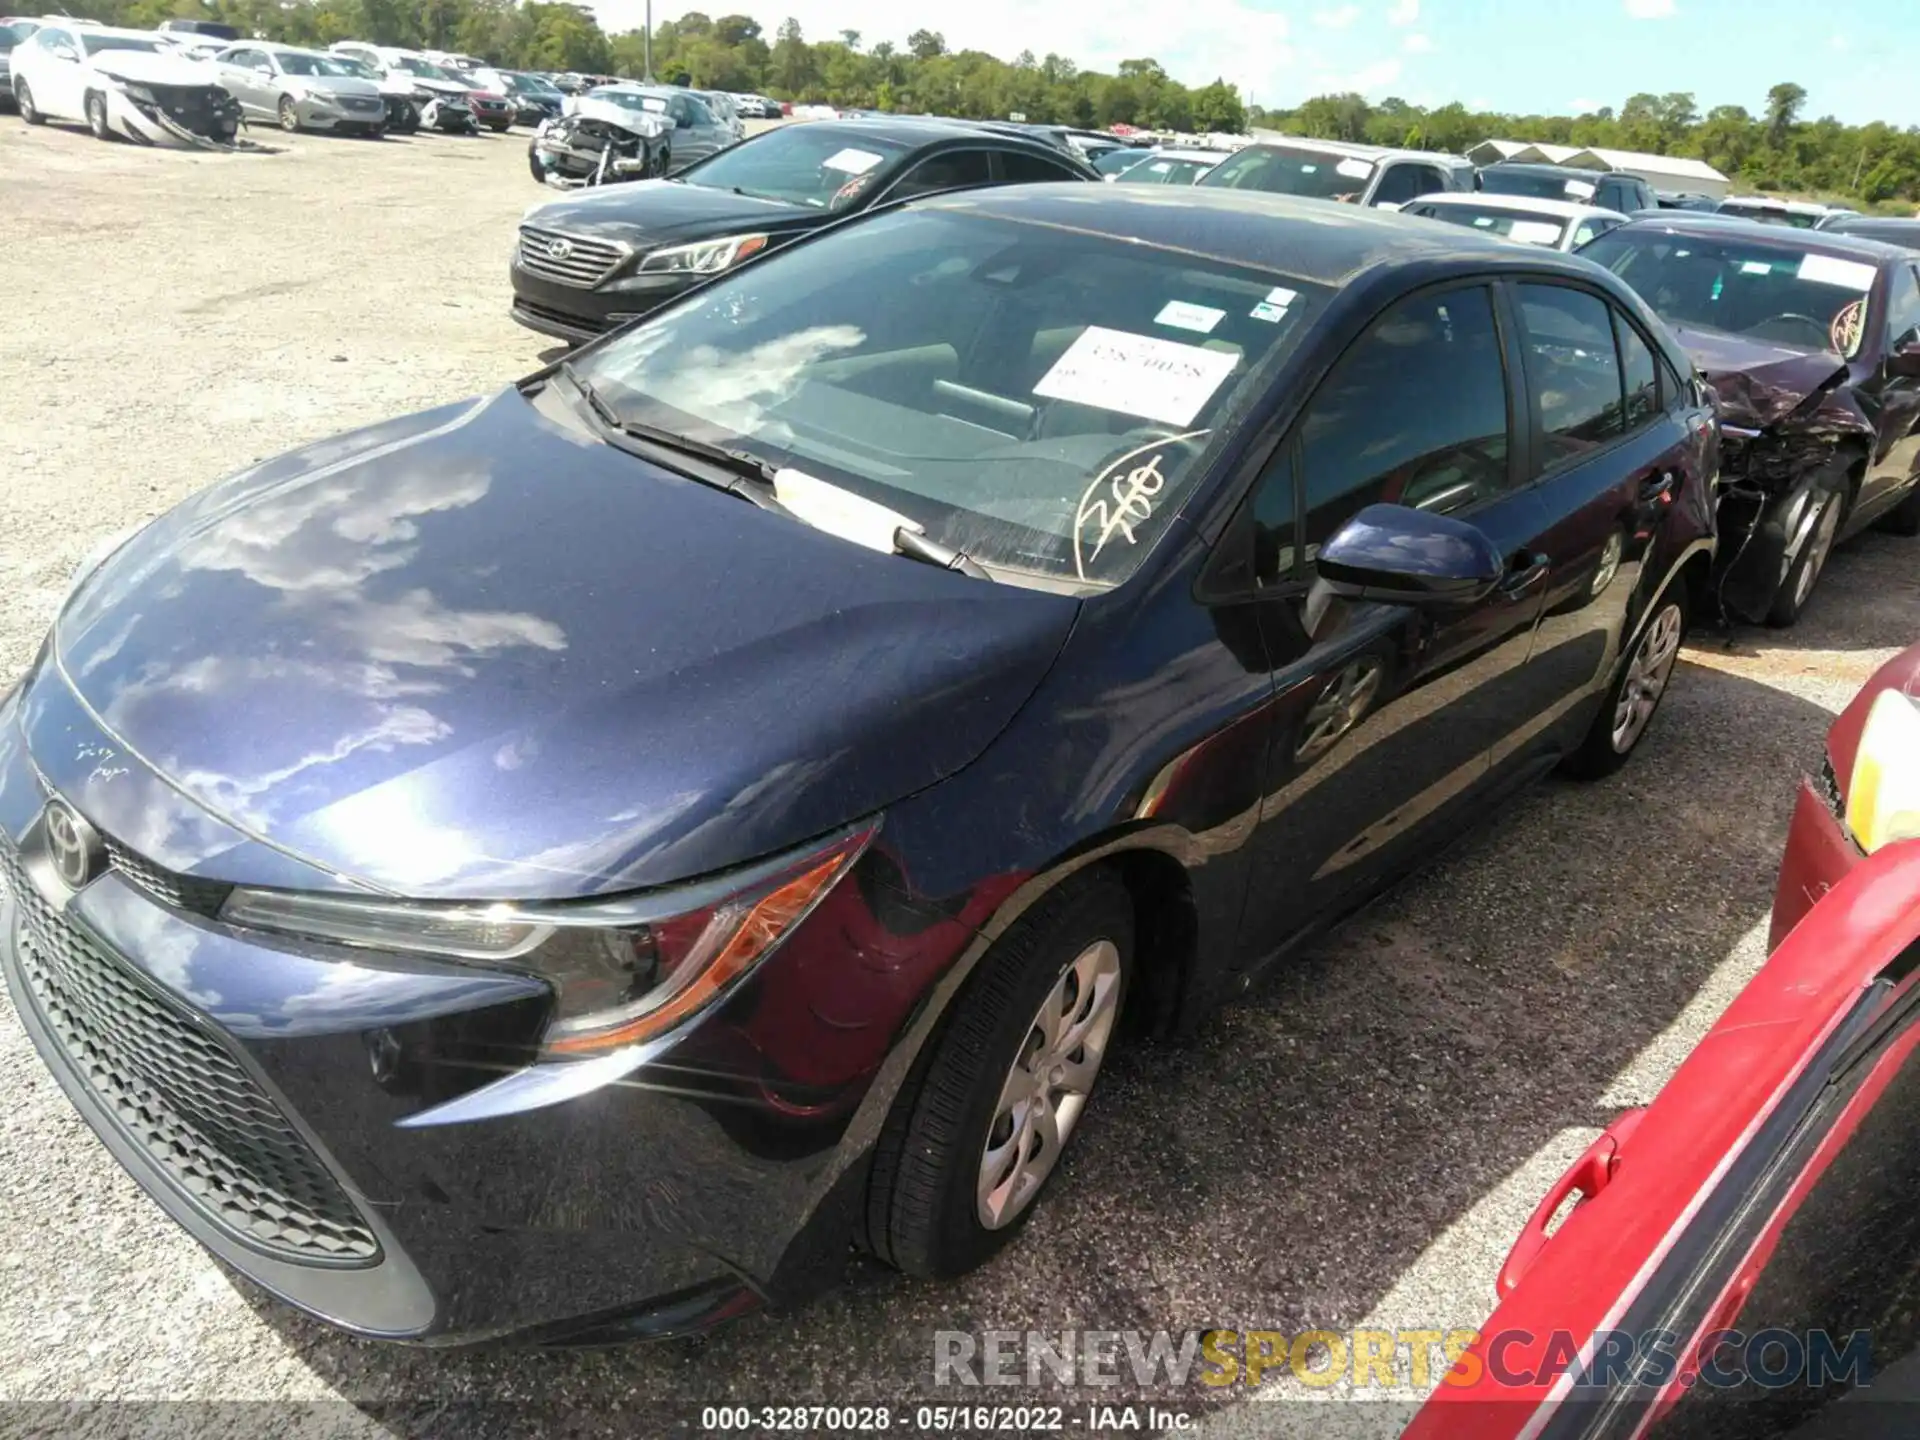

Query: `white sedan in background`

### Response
(1397, 192, 1630, 251)
(10, 20, 241, 145)
(1106, 147, 1221, 186)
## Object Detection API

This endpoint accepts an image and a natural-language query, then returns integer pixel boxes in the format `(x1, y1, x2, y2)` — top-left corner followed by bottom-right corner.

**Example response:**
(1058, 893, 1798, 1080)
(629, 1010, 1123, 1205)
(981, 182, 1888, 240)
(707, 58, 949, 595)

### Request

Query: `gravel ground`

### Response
(1, 114, 1914, 1438)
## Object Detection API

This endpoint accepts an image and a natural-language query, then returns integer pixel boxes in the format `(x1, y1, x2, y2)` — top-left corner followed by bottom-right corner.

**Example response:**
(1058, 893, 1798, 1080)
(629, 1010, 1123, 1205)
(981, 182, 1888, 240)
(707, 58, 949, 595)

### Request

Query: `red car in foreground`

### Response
(1405, 833, 1920, 1440)
(1770, 638, 1920, 949)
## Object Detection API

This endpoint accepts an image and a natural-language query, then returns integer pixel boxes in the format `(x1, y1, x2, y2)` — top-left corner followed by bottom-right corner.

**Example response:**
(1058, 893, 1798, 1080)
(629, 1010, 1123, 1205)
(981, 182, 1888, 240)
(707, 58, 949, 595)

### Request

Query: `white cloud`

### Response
(1386, 0, 1419, 24)
(1401, 32, 1432, 53)
(1313, 4, 1360, 27)
(593, 0, 1297, 103)
(1311, 56, 1403, 94)
(1570, 96, 1601, 113)
(1623, 0, 1675, 16)
(1829, 33, 1848, 50)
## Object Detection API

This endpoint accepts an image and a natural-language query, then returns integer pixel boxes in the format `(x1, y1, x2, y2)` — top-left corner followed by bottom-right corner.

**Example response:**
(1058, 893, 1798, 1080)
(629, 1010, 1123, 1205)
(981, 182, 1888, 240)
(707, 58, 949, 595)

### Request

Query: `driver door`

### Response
(1233, 280, 1553, 962)
(32, 26, 84, 118)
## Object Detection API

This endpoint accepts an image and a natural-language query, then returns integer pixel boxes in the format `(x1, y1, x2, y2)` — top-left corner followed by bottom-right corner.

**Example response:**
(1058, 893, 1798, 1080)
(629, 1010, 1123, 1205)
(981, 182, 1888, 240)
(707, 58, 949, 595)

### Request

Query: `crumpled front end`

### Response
(529, 109, 666, 188)
(103, 80, 242, 148)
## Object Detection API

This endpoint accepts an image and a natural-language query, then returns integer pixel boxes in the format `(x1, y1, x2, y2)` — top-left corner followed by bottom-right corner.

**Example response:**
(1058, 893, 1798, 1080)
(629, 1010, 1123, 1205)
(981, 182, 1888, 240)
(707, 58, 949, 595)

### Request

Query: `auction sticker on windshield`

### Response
(823, 148, 885, 174)
(1798, 253, 1876, 291)
(1155, 300, 1225, 334)
(1034, 327, 1241, 427)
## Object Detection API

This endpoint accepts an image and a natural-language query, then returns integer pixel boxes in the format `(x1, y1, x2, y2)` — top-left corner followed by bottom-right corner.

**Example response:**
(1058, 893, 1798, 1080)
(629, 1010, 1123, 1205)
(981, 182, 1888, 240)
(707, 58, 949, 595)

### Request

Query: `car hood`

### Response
(53, 389, 1076, 901)
(1672, 324, 1850, 430)
(409, 75, 471, 97)
(88, 50, 216, 86)
(526, 178, 818, 249)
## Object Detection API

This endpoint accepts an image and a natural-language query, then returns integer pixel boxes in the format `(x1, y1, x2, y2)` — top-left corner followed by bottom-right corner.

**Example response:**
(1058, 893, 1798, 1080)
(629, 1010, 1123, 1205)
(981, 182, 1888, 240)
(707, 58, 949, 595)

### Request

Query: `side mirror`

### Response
(1890, 337, 1920, 379)
(1316, 503, 1504, 605)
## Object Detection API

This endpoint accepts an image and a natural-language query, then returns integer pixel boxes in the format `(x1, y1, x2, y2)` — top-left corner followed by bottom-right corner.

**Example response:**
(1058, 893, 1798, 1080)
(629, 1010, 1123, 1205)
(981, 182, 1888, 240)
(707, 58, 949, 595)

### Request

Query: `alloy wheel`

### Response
(1611, 601, 1683, 753)
(279, 96, 300, 132)
(1792, 493, 1842, 610)
(976, 939, 1122, 1230)
(86, 92, 110, 140)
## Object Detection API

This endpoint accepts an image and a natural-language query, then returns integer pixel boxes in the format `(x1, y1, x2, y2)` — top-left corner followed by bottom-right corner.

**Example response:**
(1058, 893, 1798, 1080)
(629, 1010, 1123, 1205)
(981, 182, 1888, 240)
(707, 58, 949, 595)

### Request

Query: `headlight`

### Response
(1845, 690, 1920, 854)
(638, 233, 770, 275)
(118, 82, 156, 104)
(219, 822, 876, 1058)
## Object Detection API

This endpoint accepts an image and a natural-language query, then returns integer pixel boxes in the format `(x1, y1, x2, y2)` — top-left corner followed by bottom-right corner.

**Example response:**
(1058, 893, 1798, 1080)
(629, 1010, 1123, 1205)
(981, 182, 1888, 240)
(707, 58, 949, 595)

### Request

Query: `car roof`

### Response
(1236, 135, 1470, 167)
(1136, 148, 1226, 163)
(800, 114, 1092, 150)
(1825, 216, 1920, 243)
(1483, 160, 1629, 179)
(1408, 192, 1624, 221)
(1603, 214, 1912, 263)
(911, 183, 1586, 285)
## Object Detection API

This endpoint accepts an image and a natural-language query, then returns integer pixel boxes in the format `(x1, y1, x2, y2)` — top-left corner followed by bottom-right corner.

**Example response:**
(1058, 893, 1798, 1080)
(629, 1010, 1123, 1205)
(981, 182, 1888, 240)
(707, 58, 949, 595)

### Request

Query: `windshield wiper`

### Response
(558, 361, 787, 510)
(893, 526, 991, 580)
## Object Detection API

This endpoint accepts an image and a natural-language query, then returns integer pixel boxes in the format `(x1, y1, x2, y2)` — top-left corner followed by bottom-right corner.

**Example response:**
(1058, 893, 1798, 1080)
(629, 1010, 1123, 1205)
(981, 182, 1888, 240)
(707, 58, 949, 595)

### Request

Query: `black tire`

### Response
(1878, 481, 1920, 538)
(85, 90, 113, 141)
(278, 95, 301, 132)
(1766, 477, 1848, 628)
(17, 79, 44, 124)
(1561, 587, 1688, 781)
(866, 869, 1133, 1279)
(396, 102, 419, 134)
(650, 144, 671, 177)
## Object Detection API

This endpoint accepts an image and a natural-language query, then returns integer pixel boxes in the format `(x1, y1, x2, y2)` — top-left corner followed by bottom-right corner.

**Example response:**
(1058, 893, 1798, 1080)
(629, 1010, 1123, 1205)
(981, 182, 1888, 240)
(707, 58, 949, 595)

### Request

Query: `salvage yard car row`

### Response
(2, 66, 1919, 1403)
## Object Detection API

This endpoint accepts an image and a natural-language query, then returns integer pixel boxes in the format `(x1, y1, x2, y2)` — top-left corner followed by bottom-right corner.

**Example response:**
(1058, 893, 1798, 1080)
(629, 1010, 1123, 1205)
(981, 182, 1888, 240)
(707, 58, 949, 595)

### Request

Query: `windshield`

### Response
(1479, 168, 1601, 203)
(1580, 230, 1878, 357)
(394, 56, 461, 81)
(279, 52, 354, 77)
(680, 125, 910, 208)
(1200, 145, 1375, 202)
(82, 35, 164, 55)
(0, 21, 31, 46)
(1718, 202, 1818, 229)
(1411, 203, 1569, 247)
(329, 54, 375, 77)
(1094, 148, 1146, 175)
(568, 207, 1324, 588)
(505, 71, 559, 96)
(589, 87, 668, 115)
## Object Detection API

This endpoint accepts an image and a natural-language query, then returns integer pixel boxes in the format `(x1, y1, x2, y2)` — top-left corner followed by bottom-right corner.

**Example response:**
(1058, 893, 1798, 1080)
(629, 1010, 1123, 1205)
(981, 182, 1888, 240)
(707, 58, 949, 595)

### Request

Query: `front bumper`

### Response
(508, 258, 694, 343)
(1768, 761, 1861, 950)
(0, 664, 968, 1345)
(299, 95, 386, 130)
(104, 86, 242, 149)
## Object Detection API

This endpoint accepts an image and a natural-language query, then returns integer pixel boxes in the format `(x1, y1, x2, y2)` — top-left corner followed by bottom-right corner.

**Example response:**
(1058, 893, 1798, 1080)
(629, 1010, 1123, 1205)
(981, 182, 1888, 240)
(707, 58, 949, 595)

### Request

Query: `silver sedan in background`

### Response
(577, 84, 733, 168)
(212, 41, 387, 134)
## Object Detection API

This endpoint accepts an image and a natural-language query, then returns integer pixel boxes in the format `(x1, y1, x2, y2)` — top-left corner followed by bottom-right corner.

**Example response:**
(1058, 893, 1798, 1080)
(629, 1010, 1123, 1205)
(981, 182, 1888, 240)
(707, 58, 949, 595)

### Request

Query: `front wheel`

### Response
(85, 90, 113, 141)
(1767, 481, 1846, 627)
(865, 870, 1132, 1278)
(1561, 589, 1687, 781)
(278, 95, 301, 132)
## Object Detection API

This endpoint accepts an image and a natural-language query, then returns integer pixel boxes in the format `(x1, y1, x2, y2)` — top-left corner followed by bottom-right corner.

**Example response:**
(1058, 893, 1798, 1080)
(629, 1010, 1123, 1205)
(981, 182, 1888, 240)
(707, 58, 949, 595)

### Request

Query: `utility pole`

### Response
(644, 0, 653, 81)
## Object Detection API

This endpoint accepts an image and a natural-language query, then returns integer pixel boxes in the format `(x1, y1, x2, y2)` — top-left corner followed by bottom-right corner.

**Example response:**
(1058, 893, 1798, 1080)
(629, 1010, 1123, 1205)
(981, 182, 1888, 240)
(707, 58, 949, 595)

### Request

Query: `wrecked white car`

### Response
(11, 22, 241, 147)
(527, 96, 672, 188)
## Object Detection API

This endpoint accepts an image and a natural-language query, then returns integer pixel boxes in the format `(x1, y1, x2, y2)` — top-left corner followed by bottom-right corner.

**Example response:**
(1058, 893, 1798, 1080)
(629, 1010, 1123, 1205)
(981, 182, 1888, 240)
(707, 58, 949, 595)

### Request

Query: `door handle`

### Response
(1640, 470, 1677, 503)
(1498, 551, 1551, 599)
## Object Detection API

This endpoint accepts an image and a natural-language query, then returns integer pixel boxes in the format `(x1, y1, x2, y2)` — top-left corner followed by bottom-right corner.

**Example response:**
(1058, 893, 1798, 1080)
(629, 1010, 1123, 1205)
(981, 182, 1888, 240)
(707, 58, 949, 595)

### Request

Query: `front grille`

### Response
(517, 224, 626, 288)
(105, 839, 231, 918)
(0, 842, 379, 1266)
(513, 296, 608, 336)
(337, 94, 383, 114)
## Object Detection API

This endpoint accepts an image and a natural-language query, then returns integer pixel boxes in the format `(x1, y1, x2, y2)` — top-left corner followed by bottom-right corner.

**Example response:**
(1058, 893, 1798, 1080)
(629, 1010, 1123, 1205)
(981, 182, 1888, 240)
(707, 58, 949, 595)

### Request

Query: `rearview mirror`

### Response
(1316, 503, 1504, 605)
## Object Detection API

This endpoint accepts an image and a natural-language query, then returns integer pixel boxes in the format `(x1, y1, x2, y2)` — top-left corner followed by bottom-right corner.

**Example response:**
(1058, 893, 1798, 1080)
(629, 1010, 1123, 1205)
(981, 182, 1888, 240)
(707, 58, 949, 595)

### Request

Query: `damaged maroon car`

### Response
(1581, 218, 1920, 625)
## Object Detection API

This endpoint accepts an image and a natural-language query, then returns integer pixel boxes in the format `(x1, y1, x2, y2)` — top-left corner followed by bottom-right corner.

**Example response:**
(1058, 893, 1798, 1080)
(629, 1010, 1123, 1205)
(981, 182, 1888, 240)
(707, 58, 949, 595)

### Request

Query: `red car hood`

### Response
(1827, 639, 1920, 793)
(1405, 839, 1920, 1437)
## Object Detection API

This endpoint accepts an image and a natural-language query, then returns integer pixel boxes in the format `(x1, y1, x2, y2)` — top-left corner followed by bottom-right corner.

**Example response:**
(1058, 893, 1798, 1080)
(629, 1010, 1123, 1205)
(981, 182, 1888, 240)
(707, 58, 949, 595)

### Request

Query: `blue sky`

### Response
(590, 0, 1920, 127)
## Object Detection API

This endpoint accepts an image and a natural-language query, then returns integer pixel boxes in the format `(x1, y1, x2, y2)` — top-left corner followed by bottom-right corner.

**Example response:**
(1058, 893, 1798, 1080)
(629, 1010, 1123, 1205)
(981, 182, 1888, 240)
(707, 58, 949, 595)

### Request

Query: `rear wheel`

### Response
(85, 91, 113, 141)
(1767, 479, 1847, 628)
(17, 79, 44, 124)
(1561, 589, 1687, 781)
(866, 870, 1132, 1278)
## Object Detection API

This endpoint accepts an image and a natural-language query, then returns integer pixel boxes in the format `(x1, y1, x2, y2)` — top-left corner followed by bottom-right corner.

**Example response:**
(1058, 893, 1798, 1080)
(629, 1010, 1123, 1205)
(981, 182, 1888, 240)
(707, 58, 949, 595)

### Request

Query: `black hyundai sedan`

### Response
(3, 187, 1714, 1347)
(509, 116, 1098, 343)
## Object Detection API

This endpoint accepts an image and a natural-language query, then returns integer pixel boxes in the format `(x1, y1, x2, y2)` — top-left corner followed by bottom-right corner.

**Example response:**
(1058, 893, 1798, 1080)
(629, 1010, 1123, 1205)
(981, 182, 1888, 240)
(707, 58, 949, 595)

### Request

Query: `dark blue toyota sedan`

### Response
(0, 186, 1715, 1345)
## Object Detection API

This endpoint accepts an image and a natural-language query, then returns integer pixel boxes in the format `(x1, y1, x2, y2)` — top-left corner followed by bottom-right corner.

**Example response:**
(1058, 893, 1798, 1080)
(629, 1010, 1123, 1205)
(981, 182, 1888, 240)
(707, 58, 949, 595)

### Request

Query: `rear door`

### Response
(1232, 279, 1553, 960)
(1492, 278, 1713, 772)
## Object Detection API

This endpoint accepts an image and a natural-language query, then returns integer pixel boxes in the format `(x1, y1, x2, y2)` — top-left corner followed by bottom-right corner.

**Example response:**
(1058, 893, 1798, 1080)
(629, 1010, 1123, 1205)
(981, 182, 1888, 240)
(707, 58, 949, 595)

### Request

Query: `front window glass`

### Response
(82, 35, 163, 55)
(679, 125, 910, 208)
(1517, 284, 1626, 464)
(278, 53, 354, 77)
(570, 207, 1327, 588)
(1201, 145, 1375, 202)
(1580, 230, 1879, 356)
(330, 54, 375, 78)
(591, 87, 668, 115)
(0, 21, 31, 46)
(506, 71, 559, 96)
(394, 57, 461, 81)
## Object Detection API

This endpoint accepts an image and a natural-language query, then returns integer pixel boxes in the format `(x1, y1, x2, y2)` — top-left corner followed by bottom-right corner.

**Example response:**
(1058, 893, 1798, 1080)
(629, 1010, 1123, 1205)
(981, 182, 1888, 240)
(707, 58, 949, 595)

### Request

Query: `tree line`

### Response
(79, 0, 1920, 204)
(1257, 86, 1920, 207)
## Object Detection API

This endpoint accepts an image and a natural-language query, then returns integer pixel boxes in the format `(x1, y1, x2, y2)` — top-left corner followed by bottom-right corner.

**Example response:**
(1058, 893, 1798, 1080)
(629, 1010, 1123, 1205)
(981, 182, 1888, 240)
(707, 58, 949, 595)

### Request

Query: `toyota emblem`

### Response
(546, 237, 574, 260)
(43, 801, 102, 891)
